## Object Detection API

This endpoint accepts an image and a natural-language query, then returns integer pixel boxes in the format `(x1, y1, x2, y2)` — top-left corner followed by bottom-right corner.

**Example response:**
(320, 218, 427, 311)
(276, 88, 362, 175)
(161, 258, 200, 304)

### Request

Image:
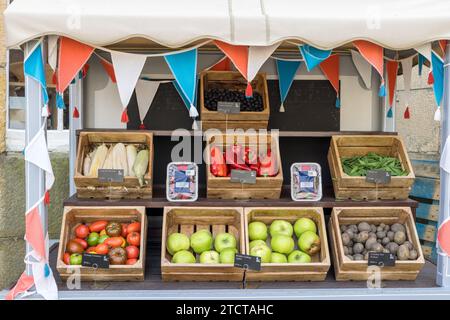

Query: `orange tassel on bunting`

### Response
(72, 106, 79, 118)
(44, 191, 50, 205)
(245, 82, 253, 98)
(121, 108, 129, 123)
(428, 71, 434, 85)
(404, 106, 410, 119)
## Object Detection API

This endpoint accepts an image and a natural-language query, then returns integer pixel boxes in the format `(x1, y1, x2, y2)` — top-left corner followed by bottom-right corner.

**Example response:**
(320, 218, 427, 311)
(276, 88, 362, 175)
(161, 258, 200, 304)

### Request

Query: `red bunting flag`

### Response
(97, 54, 117, 83)
(210, 56, 232, 71)
(214, 41, 253, 96)
(319, 54, 340, 106)
(438, 219, 450, 256)
(439, 40, 448, 55)
(386, 60, 399, 107)
(353, 40, 385, 96)
(58, 37, 94, 93)
(25, 205, 47, 260)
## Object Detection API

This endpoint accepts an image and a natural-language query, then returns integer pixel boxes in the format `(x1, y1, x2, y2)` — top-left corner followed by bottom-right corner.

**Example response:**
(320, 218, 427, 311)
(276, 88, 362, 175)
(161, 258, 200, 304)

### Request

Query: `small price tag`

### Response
(217, 101, 240, 114)
(234, 254, 261, 271)
(82, 253, 110, 269)
(368, 252, 396, 267)
(98, 169, 124, 183)
(366, 170, 391, 184)
(230, 169, 257, 184)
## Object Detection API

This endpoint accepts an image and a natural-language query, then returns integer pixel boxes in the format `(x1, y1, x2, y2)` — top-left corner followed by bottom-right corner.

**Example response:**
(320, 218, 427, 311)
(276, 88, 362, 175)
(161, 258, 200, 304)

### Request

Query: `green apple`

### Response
(167, 232, 190, 255)
(87, 232, 100, 247)
(270, 234, 295, 254)
(199, 250, 220, 264)
(171, 250, 196, 263)
(249, 240, 267, 251)
(294, 218, 317, 238)
(220, 248, 237, 264)
(190, 230, 213, 254)
(288, 250, 311, 263)
(214, 232, 237, 253)
(250, 244, 272, 263)
(69, 253, 83, 265)
(271, 252, 288, 263)
(269, 220, 293, 237)
(298, 231, 321, 255)
(248, 221, 268, 241)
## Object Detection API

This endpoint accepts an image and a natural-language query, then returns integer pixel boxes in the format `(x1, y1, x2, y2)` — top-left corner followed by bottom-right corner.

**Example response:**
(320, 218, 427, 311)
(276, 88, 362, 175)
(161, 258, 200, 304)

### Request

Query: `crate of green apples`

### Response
(161, 207, 245, 281)
(244, 207, 330, 281)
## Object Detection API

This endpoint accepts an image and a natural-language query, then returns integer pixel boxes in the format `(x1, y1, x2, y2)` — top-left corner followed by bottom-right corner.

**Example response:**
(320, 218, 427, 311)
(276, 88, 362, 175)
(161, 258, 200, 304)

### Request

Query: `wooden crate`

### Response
(329, 207, 425, 281)
(328, 135, 415, 200)
(57, 206, 147, 281)
(243, 207, 330, 281)
(74, 131, 153, 199)
(200, 71, 270, 130)
(205, 133, 283, 199)
(161, 206, 245, 281)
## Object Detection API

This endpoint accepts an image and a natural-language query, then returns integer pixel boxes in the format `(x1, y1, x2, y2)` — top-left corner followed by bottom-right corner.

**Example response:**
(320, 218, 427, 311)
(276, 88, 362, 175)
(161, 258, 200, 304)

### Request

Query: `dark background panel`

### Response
(268, 80, 340, 131)
(127, 80, 340, 132)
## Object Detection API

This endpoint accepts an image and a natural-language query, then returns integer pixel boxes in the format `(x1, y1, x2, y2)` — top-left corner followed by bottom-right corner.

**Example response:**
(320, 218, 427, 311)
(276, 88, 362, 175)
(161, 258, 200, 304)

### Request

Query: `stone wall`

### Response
(396, 65, 441, 160)
(0, 0, 7, 153)
(0, 153, 69, 289)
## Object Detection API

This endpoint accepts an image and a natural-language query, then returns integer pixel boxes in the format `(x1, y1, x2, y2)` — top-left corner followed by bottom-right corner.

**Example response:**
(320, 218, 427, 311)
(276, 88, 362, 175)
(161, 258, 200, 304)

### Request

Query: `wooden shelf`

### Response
(76, 129, 398, 138)
(64, 185, 418, 209)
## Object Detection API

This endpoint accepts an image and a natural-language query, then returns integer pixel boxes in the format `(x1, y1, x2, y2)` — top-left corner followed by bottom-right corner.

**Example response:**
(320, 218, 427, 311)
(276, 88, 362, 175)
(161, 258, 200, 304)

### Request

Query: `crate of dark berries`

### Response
(199, 71, 270, 130)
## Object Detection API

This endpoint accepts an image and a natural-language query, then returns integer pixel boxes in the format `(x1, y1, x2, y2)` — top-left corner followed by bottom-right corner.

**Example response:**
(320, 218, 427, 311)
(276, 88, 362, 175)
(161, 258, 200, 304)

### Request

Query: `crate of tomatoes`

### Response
(205, 133, 283, 199)
(57, 206, 147, 281)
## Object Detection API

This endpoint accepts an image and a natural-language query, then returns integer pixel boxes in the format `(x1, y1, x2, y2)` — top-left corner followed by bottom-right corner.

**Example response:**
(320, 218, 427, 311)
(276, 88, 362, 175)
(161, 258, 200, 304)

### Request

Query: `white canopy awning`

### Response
(5, 0, 450, 50)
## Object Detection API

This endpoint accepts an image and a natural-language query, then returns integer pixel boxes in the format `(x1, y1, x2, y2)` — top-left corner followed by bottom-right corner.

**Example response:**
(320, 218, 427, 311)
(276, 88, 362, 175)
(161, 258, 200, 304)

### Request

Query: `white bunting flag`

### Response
(47, 35, 59, 71)
(351, 49, 372, 89)
(247, 43, 280, 81)
(135, 79, 171, 125)
(401, 57, 413, 119)
(24, 123, 55, 191)
(111, 51, 147, 111)
(414, 43, 432, 63)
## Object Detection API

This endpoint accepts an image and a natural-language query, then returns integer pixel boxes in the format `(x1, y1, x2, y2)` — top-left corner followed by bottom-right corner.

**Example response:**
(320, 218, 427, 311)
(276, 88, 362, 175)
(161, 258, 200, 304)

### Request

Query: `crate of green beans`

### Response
(328, 135, 415, 200)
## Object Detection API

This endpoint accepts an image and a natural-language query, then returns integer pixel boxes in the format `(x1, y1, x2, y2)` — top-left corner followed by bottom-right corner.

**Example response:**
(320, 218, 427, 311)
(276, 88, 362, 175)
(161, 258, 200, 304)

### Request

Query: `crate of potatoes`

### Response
(75, 131, 153, 199)
(57, 206, 147, 281)
(329, 207, 425, 281)
(328, 135, 415, 200)
(244, 207, 330, 281)
(161, 207, 245, 281)
(200, 71, 270, 130)
(205, 133, 283, 199)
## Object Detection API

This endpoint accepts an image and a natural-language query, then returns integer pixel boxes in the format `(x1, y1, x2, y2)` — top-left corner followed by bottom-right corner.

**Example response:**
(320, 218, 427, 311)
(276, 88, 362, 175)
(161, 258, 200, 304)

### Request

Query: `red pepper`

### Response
(225, 144, 245, 165)
(244, 146, 258, 165)
(210, 146, 228, 177)
(258, 149, 279, 177)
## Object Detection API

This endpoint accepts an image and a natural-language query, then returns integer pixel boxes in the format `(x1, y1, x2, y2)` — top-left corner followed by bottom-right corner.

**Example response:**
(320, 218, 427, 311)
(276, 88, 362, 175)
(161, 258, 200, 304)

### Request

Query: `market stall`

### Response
(3, 0, 450, 299)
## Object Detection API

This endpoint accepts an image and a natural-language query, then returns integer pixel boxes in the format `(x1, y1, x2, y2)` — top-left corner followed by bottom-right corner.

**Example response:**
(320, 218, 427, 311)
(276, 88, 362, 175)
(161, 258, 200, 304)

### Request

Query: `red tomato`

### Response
(63, 252, 71, 265)
(121, 223, 129, 238)
(126, 258, 137, 265)
(86, 246, 97, 253)
(89, 220, 108, 233)
(127, 232, 141, 246)
(127, 222, 141, 234)
(72, 238, 88, 249)
(104, 237, 124, 248)
(95, 243, 109, 255)
(126, 245, 140, 259)
(75, 224, 90, 239)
